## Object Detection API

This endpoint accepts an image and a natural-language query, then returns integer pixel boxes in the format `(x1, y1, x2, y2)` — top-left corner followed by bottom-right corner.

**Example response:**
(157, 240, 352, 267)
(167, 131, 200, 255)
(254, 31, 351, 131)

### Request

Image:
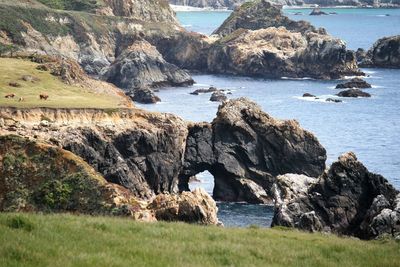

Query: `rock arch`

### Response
(179, 98, 327, 204)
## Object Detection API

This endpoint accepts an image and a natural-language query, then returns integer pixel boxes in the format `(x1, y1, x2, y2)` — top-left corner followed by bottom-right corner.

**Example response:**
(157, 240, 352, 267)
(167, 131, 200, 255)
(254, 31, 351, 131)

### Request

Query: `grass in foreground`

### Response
(0, 213, 399, 267)
(0, 58, 123, 109)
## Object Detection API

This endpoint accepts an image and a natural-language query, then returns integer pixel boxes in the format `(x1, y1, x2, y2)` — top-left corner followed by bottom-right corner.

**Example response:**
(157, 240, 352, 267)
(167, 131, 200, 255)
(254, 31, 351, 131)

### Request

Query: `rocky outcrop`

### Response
(190, 87, 219, 95)
(335, 78, 372, 89)
(309, 8, 328, 16)
(102, 40, 194, 90)
(337, 89, 371, 97)
(0, 134, 219, 224)
(208, 27, 361, 79)
(179, 98, 327, 203)
(0, 108, 189, 200)
(360, 35, 400, 69)
(209, 91, 227, 102)
(148, 188, 219, 225)
(213, 0, 326, 37)
(129, 87, 161, 104)
(272, 152, 399, 239)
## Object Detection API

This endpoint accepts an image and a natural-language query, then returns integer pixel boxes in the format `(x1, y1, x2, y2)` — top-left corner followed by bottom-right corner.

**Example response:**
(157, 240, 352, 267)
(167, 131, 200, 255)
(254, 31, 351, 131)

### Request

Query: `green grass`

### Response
(0, 213, 399, 267)
(0, 58, 124, 108)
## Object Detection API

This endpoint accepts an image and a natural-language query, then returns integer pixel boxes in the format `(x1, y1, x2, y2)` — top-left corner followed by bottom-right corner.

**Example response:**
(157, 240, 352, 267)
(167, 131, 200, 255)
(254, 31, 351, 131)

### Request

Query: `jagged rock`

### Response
(129, 87, 161, 104)
(310, 8, 328, 16)
(179, 98, 327, 203)
(213, 0, 326, 37)
(148, 188, 219, 225)
(190, 87, 219, 95)
(209, 91, 227, 102)
(337, 89, 371, 98)
(0, 135, 151, 219)
(303, 93, 316, 97)
(102, 40, 194, 90)
(326, 98, 342, 103)
(208, 27, 361, 79)
(272, 152, 399, 239)
(361, 35, 400, 68)
(335, 78, 372, 89)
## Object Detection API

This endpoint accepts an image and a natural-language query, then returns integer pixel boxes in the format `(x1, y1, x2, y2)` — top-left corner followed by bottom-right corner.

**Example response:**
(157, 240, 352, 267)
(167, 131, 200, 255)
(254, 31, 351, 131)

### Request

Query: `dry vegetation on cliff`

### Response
(0, 58, 130, 108)
(0, 213, 399, 267)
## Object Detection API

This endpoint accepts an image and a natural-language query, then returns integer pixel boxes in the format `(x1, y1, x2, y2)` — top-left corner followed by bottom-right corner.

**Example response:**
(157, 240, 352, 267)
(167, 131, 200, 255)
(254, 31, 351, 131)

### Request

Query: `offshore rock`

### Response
(335, 78, 372, 89)
(180, 98, 327, 203)
(360, 35, 400, 68)
(213, 0, 326, 37)
(208, 27, 361, 79)
(272, 152, 399, 239)
(337, 89, 371, 98)
(129, 87, 161, 104)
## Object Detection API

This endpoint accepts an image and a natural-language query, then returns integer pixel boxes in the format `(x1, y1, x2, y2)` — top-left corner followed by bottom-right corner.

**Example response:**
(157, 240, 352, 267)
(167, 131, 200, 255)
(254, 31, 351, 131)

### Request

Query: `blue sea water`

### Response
(138, 8, 400, 227)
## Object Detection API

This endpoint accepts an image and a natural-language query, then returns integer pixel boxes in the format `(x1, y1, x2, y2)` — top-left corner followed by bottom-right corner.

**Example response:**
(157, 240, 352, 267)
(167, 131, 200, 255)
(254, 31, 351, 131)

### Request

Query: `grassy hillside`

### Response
(0, 58, 126, 108)
(0, 213, 399, 267)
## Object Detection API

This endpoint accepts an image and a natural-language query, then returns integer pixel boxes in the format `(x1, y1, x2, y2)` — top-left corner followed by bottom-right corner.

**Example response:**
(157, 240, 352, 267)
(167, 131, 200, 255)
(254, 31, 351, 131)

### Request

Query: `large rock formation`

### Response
(0, 135, 219, 224)
(213, 0, 326, 37)
(179, 98, 327, 203)
(272, 152, 400, 239)
(360, 35, 400, 69)
(102, 40, 194, 90)
(208, 27, 361, 79)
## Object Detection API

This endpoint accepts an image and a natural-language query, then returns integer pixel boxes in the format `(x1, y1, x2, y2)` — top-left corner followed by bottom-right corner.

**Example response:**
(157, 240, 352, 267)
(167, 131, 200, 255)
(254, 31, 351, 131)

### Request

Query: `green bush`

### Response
(36, 0, 100, 12)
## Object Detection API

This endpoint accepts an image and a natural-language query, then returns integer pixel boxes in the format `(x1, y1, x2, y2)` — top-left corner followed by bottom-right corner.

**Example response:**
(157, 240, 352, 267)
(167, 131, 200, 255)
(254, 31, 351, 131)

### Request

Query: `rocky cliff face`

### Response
(360, 35, 400, 69)
(0, 135, 219, 224)
(180, 98, 327, 203)
(213, 0, 326, 37)
(102, 39, 194, 91)
(208, 27, 360, 79)
(206, 0, 361, 79)
(272, 152, 400, 239)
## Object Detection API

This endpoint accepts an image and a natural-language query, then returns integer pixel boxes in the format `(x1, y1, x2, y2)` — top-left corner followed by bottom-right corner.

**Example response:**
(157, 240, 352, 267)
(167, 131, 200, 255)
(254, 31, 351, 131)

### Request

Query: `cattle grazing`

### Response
(5, 93, 15, 98)
(18, 97, 24, 102)
(39, 94, 49, 100)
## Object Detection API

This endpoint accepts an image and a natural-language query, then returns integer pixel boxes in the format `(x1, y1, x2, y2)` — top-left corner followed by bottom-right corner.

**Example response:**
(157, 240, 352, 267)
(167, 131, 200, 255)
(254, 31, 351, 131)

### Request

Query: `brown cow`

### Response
(39, 94, 49, 100)
(5, 93, 15, 98)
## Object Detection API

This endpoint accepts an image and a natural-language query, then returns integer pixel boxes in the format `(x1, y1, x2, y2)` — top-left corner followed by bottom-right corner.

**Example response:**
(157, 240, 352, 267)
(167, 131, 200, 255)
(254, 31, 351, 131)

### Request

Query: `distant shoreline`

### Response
(171, 4, 399, 12)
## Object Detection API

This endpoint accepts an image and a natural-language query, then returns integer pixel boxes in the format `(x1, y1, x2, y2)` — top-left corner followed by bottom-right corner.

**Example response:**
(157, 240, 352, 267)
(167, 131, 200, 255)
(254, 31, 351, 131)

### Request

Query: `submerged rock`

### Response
(272, 152, 399, 239)
(190, 87, 219, 95)
(303, 93, 316, 97)
(335, 78, 372, 89)
(326, 98, 342, 103)
(102, 40, 194, 90)
(209, 91, 227, 102)
(337, 89, 371, 98)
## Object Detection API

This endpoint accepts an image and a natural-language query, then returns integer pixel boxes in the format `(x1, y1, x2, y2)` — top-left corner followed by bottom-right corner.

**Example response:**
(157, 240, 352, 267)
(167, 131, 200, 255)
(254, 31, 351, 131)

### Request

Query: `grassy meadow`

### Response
(0, 58, 124, 109)
(0, 213, 399, 267)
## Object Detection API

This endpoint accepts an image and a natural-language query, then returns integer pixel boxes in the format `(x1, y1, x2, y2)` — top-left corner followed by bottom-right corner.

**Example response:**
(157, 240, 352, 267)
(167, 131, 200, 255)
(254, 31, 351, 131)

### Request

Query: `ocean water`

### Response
(138, 8, 400, 227)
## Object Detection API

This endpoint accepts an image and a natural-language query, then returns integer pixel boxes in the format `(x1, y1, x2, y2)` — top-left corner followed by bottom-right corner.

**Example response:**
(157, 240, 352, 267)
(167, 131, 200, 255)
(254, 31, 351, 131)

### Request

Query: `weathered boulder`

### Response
(213, 0, 326, 37)
(360, 35, 400, 68)
(208, 27, 361, 79)
(102, 40, 194, 90)
(272, 152, 399, 239)
(180, 98, 327, 203)
(337, 89, 371, 98)
(209, 91, 227, 102)
(148, 188, 219, 225)
(129, 87, 161, 104)
(335, 78, 372, 89)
